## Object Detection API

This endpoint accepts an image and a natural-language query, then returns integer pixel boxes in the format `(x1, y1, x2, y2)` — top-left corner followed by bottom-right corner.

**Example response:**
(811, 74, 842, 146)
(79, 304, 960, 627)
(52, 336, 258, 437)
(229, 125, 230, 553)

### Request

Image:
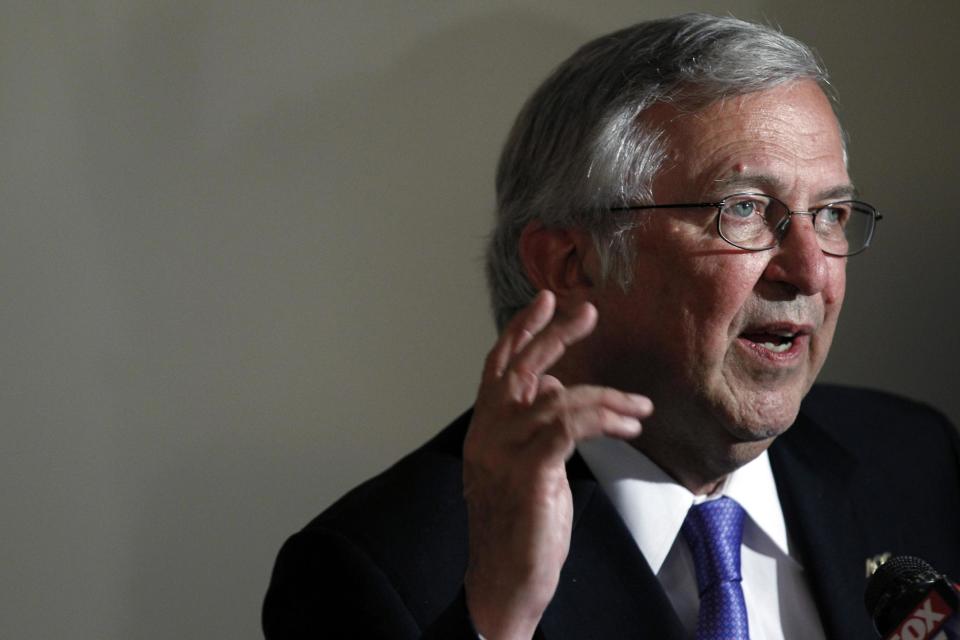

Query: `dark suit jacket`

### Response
(263, 385, 960, 638)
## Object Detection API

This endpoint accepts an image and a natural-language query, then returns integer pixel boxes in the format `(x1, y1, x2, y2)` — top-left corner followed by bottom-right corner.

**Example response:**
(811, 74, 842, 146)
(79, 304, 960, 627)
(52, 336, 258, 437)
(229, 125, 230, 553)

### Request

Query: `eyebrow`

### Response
(711, 174, 859, 202)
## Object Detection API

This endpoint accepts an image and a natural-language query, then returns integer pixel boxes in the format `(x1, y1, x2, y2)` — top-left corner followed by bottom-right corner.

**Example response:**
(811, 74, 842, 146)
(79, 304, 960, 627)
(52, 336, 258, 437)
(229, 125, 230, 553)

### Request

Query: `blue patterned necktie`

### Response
(681, 496, 750, 640)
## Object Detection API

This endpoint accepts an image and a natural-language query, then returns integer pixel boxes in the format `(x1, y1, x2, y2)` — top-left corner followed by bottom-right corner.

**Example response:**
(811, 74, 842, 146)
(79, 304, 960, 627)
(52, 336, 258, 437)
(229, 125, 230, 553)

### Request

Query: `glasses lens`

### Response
(717, 194, 780, 249)
(816, 201, 876, 256)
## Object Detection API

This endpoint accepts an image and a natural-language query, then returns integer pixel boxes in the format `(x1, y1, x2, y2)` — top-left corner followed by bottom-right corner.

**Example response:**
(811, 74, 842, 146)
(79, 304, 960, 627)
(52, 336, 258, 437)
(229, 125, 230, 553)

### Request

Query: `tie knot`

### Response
(681, 496, 747, 592)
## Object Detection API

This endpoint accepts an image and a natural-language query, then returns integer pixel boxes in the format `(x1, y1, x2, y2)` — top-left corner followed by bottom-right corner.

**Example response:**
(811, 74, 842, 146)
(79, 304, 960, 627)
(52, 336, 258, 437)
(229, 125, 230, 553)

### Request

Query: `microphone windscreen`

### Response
(865, 555, 942, 636)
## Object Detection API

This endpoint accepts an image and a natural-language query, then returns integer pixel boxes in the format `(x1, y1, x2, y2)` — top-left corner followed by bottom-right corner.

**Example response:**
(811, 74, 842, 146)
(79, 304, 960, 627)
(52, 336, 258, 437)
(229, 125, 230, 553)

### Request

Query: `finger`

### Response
(547, 385, 654, 419)
(531, 406, 643, 462)
(507, 297, 555, 359)
(506, 302, 597, 385)
(537, 374, 564, 397)
(519, 372, 564, 407)
(483, 290, 555, 381)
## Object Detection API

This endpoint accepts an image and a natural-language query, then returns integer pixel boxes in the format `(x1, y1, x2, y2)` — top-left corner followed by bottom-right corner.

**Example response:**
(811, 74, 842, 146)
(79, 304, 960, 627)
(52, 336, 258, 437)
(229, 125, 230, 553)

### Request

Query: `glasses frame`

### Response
(610, 192, 883, 257)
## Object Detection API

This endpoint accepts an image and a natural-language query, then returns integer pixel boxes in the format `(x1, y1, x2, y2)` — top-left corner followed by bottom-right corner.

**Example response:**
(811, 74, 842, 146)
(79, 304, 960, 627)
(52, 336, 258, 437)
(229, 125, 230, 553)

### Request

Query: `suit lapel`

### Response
(538, 454, 687, 640)
(769, 410, 870, 639)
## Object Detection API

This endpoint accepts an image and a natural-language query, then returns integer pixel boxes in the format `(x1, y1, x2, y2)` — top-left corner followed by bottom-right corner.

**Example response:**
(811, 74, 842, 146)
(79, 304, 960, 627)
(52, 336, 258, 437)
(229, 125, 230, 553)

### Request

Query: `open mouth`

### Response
(739, 330, 799, 354)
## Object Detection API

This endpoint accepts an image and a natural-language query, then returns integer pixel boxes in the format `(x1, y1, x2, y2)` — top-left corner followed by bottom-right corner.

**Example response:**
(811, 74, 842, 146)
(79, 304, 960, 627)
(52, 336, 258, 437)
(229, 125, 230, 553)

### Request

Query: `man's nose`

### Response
(762, 214, 830, 295)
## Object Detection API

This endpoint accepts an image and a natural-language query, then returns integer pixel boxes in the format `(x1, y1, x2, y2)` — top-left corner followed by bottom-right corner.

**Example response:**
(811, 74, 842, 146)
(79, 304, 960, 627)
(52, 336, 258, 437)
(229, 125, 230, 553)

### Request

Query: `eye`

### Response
(722, 195, 770, 220)
(818, 203, 852, 227)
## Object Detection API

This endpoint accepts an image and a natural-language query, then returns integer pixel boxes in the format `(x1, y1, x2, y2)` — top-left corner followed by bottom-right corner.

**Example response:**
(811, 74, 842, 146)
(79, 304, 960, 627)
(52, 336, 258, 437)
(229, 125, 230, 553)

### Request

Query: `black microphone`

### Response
(864, 555, 960, 639)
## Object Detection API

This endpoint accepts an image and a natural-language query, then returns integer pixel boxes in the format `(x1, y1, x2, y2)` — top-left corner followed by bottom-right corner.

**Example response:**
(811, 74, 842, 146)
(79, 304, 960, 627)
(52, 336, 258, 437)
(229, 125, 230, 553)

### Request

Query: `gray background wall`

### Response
(3, 1, 957, 638)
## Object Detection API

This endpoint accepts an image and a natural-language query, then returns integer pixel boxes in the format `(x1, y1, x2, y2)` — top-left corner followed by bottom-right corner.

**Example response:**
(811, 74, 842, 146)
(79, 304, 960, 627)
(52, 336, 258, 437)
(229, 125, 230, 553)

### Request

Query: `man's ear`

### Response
(519, 220, 596, 296)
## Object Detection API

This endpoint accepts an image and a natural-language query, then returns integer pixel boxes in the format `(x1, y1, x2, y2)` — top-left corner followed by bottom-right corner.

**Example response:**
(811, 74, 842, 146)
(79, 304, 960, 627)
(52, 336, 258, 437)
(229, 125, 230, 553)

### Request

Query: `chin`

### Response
(713, 386, 806, 443)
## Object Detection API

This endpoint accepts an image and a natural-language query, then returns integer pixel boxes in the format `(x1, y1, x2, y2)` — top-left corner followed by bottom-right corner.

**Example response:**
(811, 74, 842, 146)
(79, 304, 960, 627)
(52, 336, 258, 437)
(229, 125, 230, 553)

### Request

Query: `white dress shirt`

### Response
(577, 437, 826, 640)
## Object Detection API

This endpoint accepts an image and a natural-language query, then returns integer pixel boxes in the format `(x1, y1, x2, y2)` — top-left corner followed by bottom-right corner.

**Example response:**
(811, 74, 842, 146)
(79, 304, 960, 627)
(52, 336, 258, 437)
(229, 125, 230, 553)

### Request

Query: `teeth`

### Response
(761, 341, 792, 353)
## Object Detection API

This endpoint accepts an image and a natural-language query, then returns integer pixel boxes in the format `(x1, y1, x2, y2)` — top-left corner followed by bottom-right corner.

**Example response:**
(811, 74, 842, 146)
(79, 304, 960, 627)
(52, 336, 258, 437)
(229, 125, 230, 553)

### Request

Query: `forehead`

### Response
(649, 80, 850, 200)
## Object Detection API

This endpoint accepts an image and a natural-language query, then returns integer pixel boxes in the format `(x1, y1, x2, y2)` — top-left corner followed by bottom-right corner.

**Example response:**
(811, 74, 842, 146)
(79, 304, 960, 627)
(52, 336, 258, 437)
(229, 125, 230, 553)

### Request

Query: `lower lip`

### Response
(736, 334, 810, 364)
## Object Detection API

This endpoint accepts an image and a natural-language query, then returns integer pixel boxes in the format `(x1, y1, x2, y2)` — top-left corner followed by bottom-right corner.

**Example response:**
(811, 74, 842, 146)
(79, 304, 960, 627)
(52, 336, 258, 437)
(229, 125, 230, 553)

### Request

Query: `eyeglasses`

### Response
(610, 192, 883, 257)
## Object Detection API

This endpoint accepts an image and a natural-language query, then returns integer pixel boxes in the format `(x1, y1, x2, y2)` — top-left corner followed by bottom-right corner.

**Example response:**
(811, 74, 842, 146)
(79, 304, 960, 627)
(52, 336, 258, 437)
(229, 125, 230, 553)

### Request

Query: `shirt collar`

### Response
(577, 437, 792, 574)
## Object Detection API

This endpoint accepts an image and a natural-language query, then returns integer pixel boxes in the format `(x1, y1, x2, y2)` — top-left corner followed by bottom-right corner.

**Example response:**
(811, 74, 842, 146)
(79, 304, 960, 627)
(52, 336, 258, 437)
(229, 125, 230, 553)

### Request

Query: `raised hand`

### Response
(462, 290, 653, 639)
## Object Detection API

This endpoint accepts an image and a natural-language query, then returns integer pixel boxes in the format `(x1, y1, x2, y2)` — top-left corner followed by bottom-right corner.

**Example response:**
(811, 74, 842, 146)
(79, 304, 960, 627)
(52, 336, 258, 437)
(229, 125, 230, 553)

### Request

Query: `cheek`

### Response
(618, 233, 767, 352)
(685, 256, 767, 337)
(825, 260, 846, 308)
(817, 265, 845, 347)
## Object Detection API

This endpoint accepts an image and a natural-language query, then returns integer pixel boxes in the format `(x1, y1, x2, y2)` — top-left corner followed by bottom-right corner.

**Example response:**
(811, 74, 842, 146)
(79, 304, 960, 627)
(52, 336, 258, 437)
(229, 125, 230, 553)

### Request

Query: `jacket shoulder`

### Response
(801, 383, 957, 449)
(263, 410, 474, 638)
(307, 408, 470, 538)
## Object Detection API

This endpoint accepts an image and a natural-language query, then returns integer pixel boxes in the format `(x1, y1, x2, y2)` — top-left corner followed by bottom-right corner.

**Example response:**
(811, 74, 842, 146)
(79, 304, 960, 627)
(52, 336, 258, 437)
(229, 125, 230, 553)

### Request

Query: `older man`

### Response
(264, 14, 960, 639)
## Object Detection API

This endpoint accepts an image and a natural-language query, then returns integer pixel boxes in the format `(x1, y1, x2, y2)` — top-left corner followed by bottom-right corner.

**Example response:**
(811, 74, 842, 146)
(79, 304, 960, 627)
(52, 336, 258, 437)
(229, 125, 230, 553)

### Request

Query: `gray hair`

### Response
(486, 13, 840, 330)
